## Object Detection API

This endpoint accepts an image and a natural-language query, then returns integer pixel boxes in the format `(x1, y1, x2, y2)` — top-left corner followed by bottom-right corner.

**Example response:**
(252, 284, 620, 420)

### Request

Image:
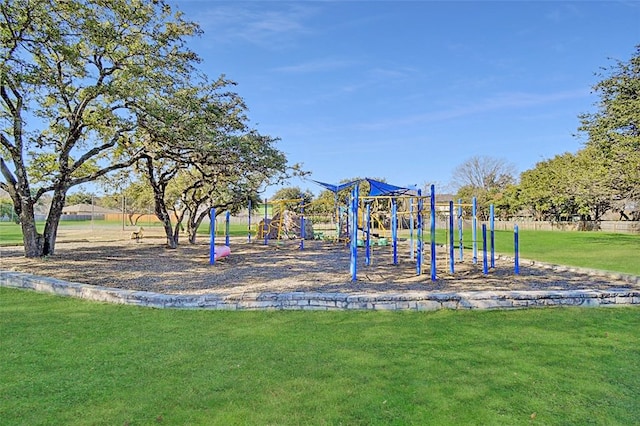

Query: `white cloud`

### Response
(184, 3, 319, 48)
(356, 88, 591, 130)
(272, 58, 358, 74)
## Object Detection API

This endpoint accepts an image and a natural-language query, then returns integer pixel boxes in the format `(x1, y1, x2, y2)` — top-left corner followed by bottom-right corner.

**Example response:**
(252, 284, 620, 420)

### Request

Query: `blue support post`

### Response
(263, 198, 268, 246)
(417, 190, 423, 275)
(482, 223, 488, 275)
(457, 198, 463, 261)
(392, 198, 398, 265)
(225, 210, 230, 247)
(514, 225, 520, 275)
(350, 184, 359, 281)
(365, 202, 371, 266)
(209, 208, 216, 265)
(430, 184, 436, 281)
(334, 193, 340, 241)
(490, 204, 495, 268)
(449, 201, 454, 274)
(409, 198, 415, 261)
(247, 199, 252, 243)
(299, 201, 305, 250)
(472, 197, 478, 264)
(345, 195, 351, 245)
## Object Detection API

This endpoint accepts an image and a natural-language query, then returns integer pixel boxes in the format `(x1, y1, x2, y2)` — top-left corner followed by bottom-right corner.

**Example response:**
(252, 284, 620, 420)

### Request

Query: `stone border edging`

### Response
(502, 255, 640, 285)
(2, 271, 639, 311)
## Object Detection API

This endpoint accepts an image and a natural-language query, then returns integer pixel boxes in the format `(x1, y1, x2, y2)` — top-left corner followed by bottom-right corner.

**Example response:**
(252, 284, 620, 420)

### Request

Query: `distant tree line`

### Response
(451, 47, 639, 225)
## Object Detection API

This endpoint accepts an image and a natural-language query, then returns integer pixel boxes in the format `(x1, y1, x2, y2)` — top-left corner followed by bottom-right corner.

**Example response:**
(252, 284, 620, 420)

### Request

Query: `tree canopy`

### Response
(516, 46, 640, 224)
(1, 0, 290, 256)
(0, 0, 201, 256)
(578, 45, 640, 204)
(452, 156, 517, 220)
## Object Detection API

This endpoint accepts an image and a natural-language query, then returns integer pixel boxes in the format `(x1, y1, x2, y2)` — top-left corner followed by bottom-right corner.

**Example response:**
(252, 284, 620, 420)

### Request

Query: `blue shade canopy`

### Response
(309, 179, 360, 193)
(310, 178, 416, 196)
(365, 179, 415, 197)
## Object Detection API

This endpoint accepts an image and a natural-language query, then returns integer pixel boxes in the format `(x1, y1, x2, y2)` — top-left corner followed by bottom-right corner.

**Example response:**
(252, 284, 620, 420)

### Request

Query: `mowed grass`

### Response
(1, 287, 639, 425)
(476, 229, 640, 276)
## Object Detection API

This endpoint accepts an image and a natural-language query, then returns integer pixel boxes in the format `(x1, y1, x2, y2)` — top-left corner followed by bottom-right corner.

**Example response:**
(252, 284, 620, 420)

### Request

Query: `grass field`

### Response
(1, 287, 639, 425)
(2, 222, 639, 424)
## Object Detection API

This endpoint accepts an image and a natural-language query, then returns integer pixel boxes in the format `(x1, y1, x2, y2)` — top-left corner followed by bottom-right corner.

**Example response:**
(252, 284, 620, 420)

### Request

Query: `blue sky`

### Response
(171, 0, 640, 198)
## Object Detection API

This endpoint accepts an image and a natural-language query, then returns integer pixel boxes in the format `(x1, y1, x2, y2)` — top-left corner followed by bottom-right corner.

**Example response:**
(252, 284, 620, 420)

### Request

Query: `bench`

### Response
(130, 227, 144, 242)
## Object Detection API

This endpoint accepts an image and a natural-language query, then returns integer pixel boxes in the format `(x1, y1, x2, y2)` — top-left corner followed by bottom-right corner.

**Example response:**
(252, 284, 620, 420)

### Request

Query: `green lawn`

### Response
(1, 287, 639, 425)
(431, 228, 640, 276)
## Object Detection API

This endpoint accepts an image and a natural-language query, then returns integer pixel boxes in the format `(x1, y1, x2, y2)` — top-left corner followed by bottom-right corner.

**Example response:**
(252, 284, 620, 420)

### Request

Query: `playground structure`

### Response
(254, 199, 314, 241)
(208, 178, 521, 281)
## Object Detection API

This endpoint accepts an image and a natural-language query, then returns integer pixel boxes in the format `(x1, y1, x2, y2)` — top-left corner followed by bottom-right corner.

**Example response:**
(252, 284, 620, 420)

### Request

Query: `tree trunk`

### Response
(143, 156, 178, 248)
(163, 221, 177, 248)
(157, 203, 177, 248)
(3, 158, 44, 257)
(151, 191, 178, 248)
(187, 217, 197, 244)
(172, 223, 181, 246)
(187, 208, 209, 244)
(41, 189, 67, 256)
(171, 209, 186, 246)
(20, 204, 44, 258)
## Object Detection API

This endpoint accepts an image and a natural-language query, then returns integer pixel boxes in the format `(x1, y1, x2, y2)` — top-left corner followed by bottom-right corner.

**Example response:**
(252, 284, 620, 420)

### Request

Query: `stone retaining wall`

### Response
(2, 271, 639, 311)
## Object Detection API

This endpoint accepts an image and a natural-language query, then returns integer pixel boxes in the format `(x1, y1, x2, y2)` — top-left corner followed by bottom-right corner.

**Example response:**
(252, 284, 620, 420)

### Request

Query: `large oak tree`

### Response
(131, 78, 289, 248)
(0, 0, 200, 256)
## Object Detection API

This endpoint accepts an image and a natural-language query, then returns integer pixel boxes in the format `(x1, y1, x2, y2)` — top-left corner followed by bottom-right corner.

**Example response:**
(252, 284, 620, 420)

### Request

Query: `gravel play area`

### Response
(1, 228, 638, 296)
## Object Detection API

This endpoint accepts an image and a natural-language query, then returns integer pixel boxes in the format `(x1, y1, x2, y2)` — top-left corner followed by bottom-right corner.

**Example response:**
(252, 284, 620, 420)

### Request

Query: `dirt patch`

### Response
(1, 228, 637, 296)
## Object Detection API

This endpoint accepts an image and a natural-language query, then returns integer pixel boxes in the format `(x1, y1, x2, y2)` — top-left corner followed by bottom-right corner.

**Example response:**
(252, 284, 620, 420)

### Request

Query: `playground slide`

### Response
(214, 245, 231, 260)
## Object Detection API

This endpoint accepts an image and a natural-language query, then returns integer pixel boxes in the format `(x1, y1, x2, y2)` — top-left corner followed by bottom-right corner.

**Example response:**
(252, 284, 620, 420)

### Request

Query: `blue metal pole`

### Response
(458, 198, 463, 261)
(365, 202, 371, 266)
(449, 201, 454, 274)
(345, 195, 351, 245)
(514, 224, 520, 275)
(225, 210, 230, 247)
(392, 198, 398, 265)
(490, 204, 495, 268)
(263, 198, 268, 246)
(482, 223, 488, 275)
(409, 198, 415, 261)
(472, 197, 477, 264)
(335, 193, 339, 241)
(248, 199, 252, 243)
(300, 201, 305, 250)
(209, 208, 216, 265)
(350, 184, 359, 281)
(417, 189, 423, 275)
(430, 184, 436, 281)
